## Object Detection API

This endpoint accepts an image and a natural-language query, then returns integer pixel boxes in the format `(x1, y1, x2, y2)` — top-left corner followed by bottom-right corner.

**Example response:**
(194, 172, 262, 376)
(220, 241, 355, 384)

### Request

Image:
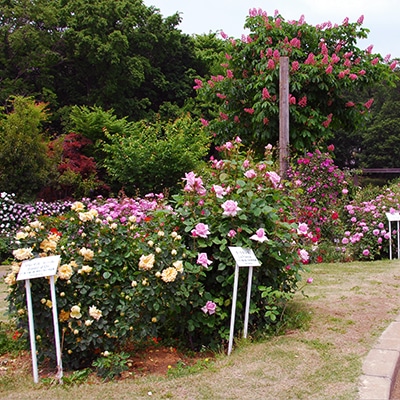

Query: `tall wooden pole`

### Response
(279, 57, 289, 178)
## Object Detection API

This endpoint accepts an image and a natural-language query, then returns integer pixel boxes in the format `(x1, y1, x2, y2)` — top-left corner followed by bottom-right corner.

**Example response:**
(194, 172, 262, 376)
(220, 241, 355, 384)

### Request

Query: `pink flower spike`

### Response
(250, 228, 269, 243)
(307, 277, 313, 284)
(197, 253, 212, 268)
(221, 200, 241, 217)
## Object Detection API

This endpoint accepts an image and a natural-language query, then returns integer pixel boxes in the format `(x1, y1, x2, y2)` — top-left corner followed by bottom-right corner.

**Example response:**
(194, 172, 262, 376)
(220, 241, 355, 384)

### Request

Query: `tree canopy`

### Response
(0, 0, 208, 126)
(193, 9, 398, 155)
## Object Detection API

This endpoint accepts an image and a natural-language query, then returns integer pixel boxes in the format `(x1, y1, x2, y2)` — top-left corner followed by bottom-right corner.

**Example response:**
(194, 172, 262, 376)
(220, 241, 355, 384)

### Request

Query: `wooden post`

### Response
(279, 57, 289, 178)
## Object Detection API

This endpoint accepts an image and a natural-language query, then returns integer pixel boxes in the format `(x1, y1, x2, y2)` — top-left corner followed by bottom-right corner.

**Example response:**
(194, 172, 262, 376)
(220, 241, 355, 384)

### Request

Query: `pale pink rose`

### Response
(297, 223, 309, 236)
(221, 200, 241, 217)
(201, 301, 217, 315)
(244, 169, 257, 179)
(266, 171, 281, 188)
(299, 249, 309, 262)
(213, 184, 227, 198)
(250, 228, 269, 243)
(197, 253, 212, 268)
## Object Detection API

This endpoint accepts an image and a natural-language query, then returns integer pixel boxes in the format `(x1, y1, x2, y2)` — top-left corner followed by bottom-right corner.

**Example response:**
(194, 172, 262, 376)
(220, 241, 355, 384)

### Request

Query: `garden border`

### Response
(359, 313, 400, 399)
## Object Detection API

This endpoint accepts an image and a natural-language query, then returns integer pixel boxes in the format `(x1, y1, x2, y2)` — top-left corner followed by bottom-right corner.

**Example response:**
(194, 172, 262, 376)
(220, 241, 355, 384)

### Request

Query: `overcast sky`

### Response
(143, 0, 399, 59)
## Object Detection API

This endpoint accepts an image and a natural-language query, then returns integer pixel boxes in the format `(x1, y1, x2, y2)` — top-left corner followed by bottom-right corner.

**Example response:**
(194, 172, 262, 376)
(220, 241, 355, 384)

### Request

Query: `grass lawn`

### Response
(1, 260, 400, 399)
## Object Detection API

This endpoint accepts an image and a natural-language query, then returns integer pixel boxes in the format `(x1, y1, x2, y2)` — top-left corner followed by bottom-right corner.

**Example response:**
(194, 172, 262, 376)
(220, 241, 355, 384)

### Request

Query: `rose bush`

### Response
(170, 138, 312, 347)
(6, 139, 312, 368)
(7, 196, 205, 368)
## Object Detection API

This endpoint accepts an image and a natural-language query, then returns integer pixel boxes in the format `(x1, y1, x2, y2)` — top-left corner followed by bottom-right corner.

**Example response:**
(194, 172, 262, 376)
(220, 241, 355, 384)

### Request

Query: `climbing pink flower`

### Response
(364, 99, 374, 109)
(212, 184, 228, 198)
(291, 61, 299, 71)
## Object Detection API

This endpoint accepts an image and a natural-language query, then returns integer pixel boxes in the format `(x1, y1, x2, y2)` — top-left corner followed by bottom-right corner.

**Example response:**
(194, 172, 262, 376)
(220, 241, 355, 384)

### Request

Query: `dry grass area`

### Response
(2, 260, 400, 399)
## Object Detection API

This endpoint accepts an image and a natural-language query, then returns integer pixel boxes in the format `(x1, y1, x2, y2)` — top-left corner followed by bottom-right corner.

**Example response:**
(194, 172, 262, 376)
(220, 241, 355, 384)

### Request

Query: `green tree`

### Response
(0, 0, 209, 127)
(102, 114, 210, 195)
(0, 96, 51, 201)
(359, 100, 400, 168)
(193, 10, 398, 155)
(0, 0, 62, 105)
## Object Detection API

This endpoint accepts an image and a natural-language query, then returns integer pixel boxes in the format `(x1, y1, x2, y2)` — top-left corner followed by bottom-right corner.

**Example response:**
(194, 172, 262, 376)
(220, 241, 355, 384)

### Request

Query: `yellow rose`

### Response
(78, 265, 93, 274)
(4, 272, 16, 286)
(89, 305, 102, 321)
(40, 239, 57, 253)
(161, 267, 178, 283)
(12, 247, 33, 261)
(58, 264, 73, 280)
(71, 201, 85, 212)
(139, 254, 155, 270)
(59, 309, 70, 322)
(79, 247, 94, 261)
(173, 260, 184, 273)
(88, 208, 98, 218)
(78, 211, 94, 222)
(29, 221, 43, 230)
(15, 231, 28, 240)
(70, 305, 82, 319)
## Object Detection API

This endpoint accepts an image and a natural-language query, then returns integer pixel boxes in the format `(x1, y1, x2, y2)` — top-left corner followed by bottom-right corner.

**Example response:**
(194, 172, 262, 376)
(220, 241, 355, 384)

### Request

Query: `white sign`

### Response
(386, 212, 400, 222)
(229, 247, 260, 267)
(17, 255, 60, 281)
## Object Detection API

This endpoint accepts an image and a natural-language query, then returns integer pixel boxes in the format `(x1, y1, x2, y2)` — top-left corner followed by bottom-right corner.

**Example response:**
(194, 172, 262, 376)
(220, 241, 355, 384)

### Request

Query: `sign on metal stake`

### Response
(17, 255, 63, 384)
(386, 212, 400, 260)
(228, 247, 261, 355)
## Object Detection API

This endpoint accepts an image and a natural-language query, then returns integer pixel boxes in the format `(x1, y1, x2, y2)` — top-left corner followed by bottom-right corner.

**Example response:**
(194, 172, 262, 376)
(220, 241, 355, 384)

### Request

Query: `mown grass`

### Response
(1, 260, 400, 399)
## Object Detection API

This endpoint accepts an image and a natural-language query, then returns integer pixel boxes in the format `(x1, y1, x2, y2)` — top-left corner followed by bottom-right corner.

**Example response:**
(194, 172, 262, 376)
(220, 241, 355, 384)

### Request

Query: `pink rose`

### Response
(197, 253, 212, 268)
(266, 171, 281, 188)
(221, 200, 241, 217)
(191, 223, 210, 238)
(297, 223, 309, 236)
(201, 301, 217, 315)
(250, 228, 269, 243)
(244, 169, 257, 179)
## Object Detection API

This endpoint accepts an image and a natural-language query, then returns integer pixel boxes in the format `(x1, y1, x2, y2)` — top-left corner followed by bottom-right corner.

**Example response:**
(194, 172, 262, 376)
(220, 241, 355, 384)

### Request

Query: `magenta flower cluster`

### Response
(340, 190, 400, 260)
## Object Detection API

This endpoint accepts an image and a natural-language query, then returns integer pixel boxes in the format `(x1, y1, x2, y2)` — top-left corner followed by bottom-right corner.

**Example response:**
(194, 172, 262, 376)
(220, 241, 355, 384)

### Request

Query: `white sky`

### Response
(143, 0, 399, 58)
